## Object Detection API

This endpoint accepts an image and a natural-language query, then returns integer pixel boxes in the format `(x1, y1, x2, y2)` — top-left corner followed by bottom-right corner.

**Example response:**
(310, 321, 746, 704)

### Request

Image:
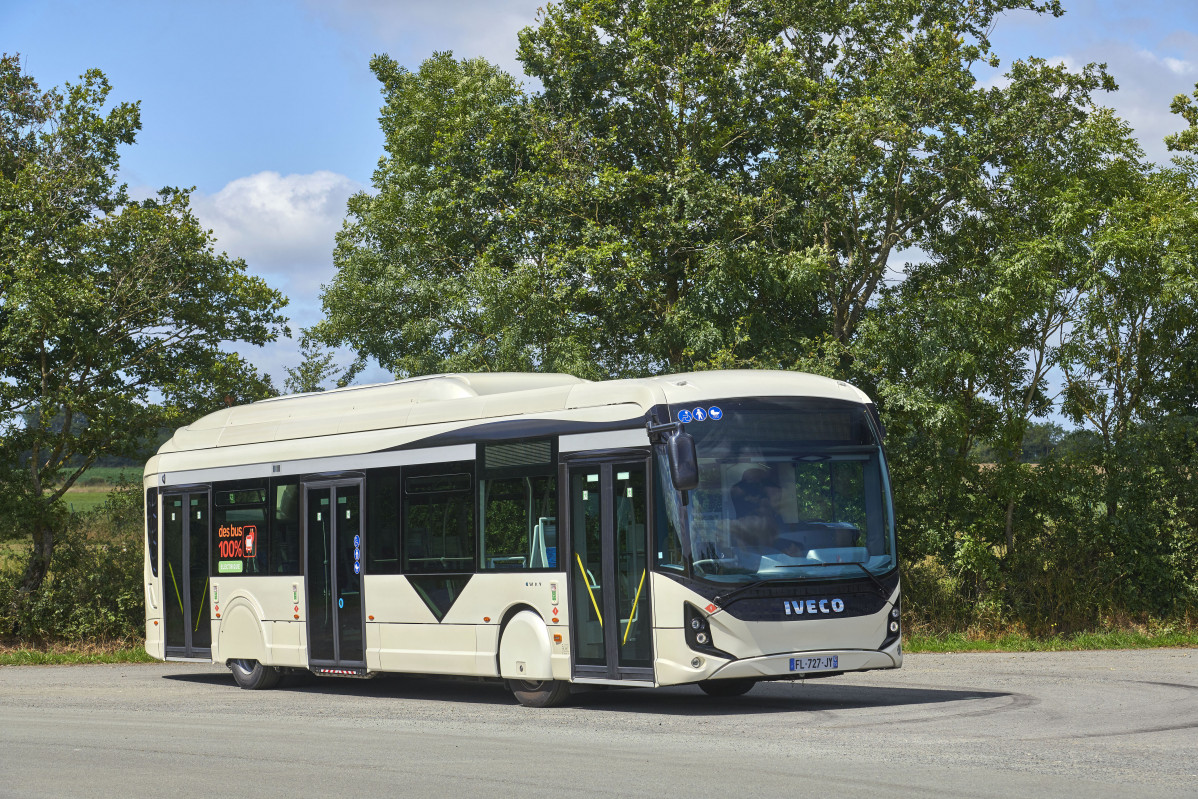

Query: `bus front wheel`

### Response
(508, 678, 571, 708)
(229, 659, 282, 690)
(698, 678, 756, 697)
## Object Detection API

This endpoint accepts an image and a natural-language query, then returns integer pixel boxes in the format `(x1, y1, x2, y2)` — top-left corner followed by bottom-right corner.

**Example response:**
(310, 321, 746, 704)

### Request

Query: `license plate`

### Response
(789, 655, 838, 672)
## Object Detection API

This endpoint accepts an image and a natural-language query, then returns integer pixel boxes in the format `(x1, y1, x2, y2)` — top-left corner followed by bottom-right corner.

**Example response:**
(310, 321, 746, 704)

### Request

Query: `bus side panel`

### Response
(211, 576, 304, 666)
(441, 573, 570, 679)
(270, 621, 307, 667)
(374, 623, 479, 675)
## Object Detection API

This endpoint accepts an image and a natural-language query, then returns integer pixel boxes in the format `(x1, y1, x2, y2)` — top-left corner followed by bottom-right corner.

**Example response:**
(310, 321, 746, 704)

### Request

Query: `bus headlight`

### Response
(881, 596, 901, 650)
(684, 603, 732, 659)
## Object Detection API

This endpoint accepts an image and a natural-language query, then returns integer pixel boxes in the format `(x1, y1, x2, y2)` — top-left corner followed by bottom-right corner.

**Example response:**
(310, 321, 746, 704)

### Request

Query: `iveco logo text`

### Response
(784, 598, 845, 615)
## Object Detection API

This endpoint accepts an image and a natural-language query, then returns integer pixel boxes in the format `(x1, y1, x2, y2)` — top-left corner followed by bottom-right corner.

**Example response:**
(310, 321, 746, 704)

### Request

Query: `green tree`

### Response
(0, 55, 288, 613)
(320, 0, 1111, 381)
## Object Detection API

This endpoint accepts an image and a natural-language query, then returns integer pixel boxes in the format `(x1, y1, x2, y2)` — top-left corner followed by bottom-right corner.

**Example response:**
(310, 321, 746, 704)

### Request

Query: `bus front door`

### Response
(162, 490, 212, 659)
(304, 481, 365, 670)
(568, 460, 654, 682)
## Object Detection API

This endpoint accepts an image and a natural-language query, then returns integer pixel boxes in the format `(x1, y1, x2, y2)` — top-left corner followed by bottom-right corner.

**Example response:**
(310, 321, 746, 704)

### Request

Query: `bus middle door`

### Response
(304, 480, 366, 672)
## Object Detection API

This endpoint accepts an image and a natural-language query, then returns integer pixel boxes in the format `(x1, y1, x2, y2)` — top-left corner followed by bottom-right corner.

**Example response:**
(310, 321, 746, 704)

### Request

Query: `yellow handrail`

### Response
(194, 576, 210, 632)
(576, 553, 603, 627)
(623, 568, 647, 646)
(168, 562, 184, 625)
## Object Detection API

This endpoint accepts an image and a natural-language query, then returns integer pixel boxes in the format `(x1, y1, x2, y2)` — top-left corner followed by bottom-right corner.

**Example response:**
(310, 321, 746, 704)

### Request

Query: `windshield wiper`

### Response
(712, 563, 888, 608)
(788, 561, 888, 597)
(713, 577, 806, 608)
(712, 579, 770, 608)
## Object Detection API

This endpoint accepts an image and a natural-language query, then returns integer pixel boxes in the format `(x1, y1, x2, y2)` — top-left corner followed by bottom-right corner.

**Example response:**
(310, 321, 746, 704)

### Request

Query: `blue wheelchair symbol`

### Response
(678, 409, 693, 423)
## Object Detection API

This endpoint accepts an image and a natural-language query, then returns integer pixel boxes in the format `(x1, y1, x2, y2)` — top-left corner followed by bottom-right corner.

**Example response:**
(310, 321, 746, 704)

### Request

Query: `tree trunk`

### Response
(10, 519, 55, 634)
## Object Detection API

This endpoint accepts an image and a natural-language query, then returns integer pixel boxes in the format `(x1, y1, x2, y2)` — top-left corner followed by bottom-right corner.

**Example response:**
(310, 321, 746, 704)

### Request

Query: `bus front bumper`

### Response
(707, 647, 900, 681)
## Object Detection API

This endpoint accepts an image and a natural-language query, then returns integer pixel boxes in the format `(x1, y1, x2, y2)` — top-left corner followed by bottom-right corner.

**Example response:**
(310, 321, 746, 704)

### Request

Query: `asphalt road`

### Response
(1, 650, 1195, 798)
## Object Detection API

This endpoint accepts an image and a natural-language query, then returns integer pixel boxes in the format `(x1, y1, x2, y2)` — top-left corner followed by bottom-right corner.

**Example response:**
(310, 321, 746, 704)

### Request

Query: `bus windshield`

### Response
(656, 397, 896, 585)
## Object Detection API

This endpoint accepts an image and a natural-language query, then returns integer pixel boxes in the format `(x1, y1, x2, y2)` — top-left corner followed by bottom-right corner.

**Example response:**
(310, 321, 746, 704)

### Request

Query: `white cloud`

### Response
(191, 170, 362, 295)
(189, 170, 367, 387)
(1136, 49, 1195, 76)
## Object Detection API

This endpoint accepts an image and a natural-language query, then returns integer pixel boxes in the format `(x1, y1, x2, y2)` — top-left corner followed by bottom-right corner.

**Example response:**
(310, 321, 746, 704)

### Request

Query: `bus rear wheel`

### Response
(229, 659, 282, 690)
(698, 678, 756, 697)
(509, 678, 571, 708)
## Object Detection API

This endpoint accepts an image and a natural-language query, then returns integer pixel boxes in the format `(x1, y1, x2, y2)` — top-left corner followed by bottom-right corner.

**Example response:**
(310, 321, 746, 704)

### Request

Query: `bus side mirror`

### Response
(668, 431, 699, 492)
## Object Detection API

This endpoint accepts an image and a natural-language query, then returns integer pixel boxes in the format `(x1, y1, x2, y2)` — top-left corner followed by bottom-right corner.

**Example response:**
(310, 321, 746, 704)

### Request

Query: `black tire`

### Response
(698, 678, 756, 697)
(509, 679, 571, 708)
(229, 658, 282, 690)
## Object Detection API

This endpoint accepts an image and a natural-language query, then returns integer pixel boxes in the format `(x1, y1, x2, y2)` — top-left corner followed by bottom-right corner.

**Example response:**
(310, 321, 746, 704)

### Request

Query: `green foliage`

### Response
(0, 478, 144, 643)
(0, 54, 289, 612)
(319, 1, 1109, 379)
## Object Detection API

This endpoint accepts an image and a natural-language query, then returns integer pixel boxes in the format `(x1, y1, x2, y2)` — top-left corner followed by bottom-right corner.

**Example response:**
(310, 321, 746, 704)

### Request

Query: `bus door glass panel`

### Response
(162, 491, 211, 657)
(613, 466, 651, 669)
(569, 468, 605, 667)
(305, 482, 365, 666)
(163, 495, 185, 651)
(568, 461, 652, 679)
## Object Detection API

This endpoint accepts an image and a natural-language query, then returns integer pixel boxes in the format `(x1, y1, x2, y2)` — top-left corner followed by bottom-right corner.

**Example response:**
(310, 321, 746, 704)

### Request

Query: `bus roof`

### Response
(147, 370, 871, 475)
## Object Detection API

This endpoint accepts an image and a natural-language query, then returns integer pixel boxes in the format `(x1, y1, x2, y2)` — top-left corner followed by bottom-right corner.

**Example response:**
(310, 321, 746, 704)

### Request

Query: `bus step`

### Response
(313, 667, 372, 679)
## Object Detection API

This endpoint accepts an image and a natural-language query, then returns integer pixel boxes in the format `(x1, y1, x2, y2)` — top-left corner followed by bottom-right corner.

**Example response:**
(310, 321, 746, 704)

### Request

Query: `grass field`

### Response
(62, 489, 112, 514)
(71, 466, 139, 487)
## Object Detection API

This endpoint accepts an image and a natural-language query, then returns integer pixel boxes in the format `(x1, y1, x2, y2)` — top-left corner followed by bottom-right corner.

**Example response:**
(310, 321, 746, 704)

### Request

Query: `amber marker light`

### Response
(483, 616, 491, 622)
(368, 615, 374, 620)
(293, 614, 299, 619)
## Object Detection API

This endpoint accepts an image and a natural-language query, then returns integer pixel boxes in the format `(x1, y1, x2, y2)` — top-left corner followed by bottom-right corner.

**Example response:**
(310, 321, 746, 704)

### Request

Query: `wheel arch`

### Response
(216, 592, 269, 666)
(496, 604, 553, 681)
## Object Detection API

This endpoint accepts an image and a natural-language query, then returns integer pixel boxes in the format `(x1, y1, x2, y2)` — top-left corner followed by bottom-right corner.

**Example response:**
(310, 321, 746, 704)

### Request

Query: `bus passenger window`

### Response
(213, 483, 268, 576)
(480, 475, 557, 570)
(270, 480, 301, 575)
(403, 466, 474, 573)
(366, 468, 401, 574)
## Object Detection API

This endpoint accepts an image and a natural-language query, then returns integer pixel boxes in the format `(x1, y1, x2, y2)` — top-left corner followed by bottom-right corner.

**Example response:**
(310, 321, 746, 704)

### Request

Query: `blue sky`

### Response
(5, 0, 1197, 388)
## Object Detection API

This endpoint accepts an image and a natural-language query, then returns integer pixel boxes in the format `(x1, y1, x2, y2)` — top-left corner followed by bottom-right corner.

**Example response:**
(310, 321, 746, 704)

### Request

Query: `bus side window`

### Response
(480, 475, 557, 571)
(270, 480, 301, 575)
(213, 482, 269, 576)
(403, 466, 474, 573)
(366, 468, 401, 574)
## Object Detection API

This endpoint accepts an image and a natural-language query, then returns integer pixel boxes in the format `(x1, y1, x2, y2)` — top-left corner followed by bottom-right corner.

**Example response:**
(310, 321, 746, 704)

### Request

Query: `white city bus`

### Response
(143, 370, 901, 706)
